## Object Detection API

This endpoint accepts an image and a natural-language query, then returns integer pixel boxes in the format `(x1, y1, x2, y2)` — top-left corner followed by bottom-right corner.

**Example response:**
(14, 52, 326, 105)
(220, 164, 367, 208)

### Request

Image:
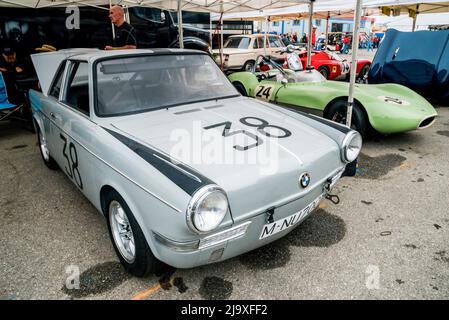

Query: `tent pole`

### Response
(325, 12, 330, 50)
(307, 0, 314, 68)
(209, 13, 212, 45)
(346, 0, 362, 127)
(109, 0, 115, 40)
(220, 14, 224, 69)
(412, 5, 419, 31)
(177, 0, 184, 48)
(264, 16, 268, 56)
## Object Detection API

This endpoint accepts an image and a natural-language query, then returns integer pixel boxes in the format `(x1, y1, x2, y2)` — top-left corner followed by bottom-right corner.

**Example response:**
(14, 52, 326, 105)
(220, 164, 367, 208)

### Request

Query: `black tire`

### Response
(243, 60, 255, 72)
(37, 126, 58, 170)
(105, 189, 160, 277)
(233, 82, 248, 96)
(318, 66, 330, 79)
(358, 64, 370, 81)
(324, 99, 370, 138)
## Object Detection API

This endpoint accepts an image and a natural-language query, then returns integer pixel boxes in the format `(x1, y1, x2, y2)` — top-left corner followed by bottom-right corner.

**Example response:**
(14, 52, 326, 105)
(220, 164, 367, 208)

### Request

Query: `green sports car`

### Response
(228, 56, 437, 137)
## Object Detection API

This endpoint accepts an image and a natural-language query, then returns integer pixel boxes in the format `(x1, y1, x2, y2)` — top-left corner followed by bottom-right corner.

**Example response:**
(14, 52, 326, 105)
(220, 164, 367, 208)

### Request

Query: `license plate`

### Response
(259, 195, 323, 240)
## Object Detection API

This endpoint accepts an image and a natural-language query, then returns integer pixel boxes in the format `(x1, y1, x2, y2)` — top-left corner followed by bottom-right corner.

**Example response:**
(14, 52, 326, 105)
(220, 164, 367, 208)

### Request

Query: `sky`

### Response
(372, 12, 449, 31)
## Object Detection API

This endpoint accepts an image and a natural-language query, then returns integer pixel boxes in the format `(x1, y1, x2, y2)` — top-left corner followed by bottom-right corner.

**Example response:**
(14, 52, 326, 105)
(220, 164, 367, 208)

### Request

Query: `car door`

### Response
(256, 35, 269, 56)
(51, 60, 96, 200)
(41, 60, 68, 157)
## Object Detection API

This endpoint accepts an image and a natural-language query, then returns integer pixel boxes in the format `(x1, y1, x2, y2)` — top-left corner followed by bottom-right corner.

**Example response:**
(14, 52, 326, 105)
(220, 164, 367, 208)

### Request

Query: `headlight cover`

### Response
(186, 185, 229, 234)
(341, 131, 362, 163)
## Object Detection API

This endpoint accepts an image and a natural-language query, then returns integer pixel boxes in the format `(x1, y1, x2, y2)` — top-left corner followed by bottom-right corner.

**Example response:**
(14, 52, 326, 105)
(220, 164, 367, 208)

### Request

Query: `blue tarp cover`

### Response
(368, 29, 449, 101)
(0, 72, 16, 110)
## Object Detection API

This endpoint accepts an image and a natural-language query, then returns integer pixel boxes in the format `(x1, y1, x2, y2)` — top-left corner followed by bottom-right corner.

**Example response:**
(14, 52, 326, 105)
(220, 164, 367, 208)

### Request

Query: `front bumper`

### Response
(151, 167, 345, 269)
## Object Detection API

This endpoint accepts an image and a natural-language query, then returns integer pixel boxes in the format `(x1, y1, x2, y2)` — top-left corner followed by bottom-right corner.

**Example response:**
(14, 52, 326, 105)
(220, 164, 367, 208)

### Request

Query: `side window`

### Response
(49, 61, 66, 99)
(252, 38, 258, 49)
(257, 36, 268, 49)
(269, 36, 282, 48)
(275, 38, 284, 48)
(63, 61, 90, 116)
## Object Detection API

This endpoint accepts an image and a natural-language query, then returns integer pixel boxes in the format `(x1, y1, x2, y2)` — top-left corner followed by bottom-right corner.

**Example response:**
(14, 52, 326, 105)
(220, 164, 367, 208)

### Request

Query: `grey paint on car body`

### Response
(29, 48, 357, 269)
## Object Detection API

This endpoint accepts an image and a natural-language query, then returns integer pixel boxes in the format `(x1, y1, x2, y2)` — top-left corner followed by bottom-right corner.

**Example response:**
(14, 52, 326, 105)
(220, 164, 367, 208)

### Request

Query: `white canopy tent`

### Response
(2, 0, 443, 129)
(0, 0, 308, 11)
(363, 0, 449, 30)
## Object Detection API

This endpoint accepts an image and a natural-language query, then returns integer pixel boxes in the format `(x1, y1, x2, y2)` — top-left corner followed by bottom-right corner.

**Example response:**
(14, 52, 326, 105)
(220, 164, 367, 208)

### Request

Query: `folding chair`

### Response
(0, 72, 23, 122)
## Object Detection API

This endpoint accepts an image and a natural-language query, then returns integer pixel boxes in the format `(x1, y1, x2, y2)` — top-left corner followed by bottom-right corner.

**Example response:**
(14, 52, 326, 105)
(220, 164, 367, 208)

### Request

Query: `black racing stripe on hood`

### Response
(280, 106, 352, 134)
(104, 128, 215, 196)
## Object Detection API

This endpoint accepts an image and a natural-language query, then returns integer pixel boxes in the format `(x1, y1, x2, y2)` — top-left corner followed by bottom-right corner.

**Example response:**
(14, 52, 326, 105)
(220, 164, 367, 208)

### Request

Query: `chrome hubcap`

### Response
(109, 200, 135, 263)
(39, 130, 50, 161)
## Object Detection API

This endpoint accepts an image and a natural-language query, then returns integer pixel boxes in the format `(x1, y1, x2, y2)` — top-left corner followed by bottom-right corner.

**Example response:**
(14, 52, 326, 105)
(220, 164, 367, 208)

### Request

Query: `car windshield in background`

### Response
(327, 51, 342, 61)
(224, 37, 251, 49)
(291, 69, 326, 83)
(95, 54, 238, 116)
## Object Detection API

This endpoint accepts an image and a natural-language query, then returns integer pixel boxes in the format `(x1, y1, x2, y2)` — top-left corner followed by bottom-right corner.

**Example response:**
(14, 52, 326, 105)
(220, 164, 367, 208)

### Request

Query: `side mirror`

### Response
(161, 11, 166, 23)
(281, 78, 288, 86)
(286, 44, 295, 53)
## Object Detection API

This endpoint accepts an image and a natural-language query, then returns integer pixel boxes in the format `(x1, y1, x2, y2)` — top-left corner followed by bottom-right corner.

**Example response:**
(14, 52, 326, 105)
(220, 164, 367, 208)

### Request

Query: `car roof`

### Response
(229, 34, 279, 39)
(68, 48, 207, 62)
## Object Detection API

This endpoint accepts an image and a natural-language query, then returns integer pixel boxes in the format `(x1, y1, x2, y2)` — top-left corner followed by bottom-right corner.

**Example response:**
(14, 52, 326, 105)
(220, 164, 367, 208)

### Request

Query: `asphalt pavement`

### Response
(0, 49, 448, 300)
(1, 105, 448, 300)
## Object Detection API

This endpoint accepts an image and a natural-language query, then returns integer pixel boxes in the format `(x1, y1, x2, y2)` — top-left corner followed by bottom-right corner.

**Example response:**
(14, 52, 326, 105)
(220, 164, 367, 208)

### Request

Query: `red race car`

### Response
(289, 50, 371, 81)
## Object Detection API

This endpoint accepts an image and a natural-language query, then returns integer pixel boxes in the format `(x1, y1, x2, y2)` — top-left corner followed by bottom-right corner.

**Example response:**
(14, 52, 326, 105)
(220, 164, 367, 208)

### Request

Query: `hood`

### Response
(106, 97, 342, 217)
(31, 48, 98, 96)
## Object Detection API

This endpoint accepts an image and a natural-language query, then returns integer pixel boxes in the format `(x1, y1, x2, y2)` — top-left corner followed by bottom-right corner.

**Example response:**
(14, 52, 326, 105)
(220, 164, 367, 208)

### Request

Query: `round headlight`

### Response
(341, 131, 362, 163)
(186, 185, 228, 234)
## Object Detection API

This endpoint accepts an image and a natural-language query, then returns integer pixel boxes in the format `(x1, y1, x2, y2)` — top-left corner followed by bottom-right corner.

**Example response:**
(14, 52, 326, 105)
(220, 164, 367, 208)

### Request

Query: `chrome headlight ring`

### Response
(186, 185, 229, 235)
(341, 131, 363, 163)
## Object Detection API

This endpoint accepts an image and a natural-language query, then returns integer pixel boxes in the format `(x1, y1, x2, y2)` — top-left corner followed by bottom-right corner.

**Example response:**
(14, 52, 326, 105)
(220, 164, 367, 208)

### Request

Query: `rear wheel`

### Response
(243, 60, 255, 72)
(324, 99, 370, 138)
(318, 66, 330, 79)
(233, 82, 248, 96)
(105, 189, 159, 277)
(37, 126, 58, 170)
(358, 64, 370, 81)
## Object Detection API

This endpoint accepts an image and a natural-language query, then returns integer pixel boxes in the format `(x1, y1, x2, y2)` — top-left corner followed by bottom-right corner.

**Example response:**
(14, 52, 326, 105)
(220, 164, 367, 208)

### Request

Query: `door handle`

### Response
(50, 112, 62, 122)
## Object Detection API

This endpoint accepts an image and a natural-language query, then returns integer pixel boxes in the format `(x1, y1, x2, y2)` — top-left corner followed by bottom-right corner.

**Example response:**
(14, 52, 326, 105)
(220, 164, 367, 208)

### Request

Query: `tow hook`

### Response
(324, 176, 341, 205)
(265, 207, 275, 224)
(325, 194, 340, 205)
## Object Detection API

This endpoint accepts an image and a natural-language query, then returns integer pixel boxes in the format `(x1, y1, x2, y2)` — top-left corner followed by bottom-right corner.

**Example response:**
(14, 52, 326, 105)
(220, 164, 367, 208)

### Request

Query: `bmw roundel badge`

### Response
(299, 173, 311, 188)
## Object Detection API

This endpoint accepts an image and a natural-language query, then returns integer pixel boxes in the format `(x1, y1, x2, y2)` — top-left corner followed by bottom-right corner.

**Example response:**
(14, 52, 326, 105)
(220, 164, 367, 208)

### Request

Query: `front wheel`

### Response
(233, 82, 248, 96)
(105, 190, 160, 277)
(243, 60, 255, 72)
(324, 100, 370, 138)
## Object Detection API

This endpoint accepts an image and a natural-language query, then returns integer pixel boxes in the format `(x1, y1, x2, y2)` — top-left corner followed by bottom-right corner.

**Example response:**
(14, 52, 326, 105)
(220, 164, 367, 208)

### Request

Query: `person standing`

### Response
(367, 34, 373, 52)
(342, 34, 350, 54)
(105, 5, 137, 50)
(311, 27, 317, 47)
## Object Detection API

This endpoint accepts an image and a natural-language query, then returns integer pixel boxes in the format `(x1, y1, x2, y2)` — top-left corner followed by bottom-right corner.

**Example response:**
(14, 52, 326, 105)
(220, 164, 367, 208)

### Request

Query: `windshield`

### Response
(95, 54, 238, 117)
(224, 37, 251, 49)
(327, 51, 342, 61)
(290, 69, 326, 83)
